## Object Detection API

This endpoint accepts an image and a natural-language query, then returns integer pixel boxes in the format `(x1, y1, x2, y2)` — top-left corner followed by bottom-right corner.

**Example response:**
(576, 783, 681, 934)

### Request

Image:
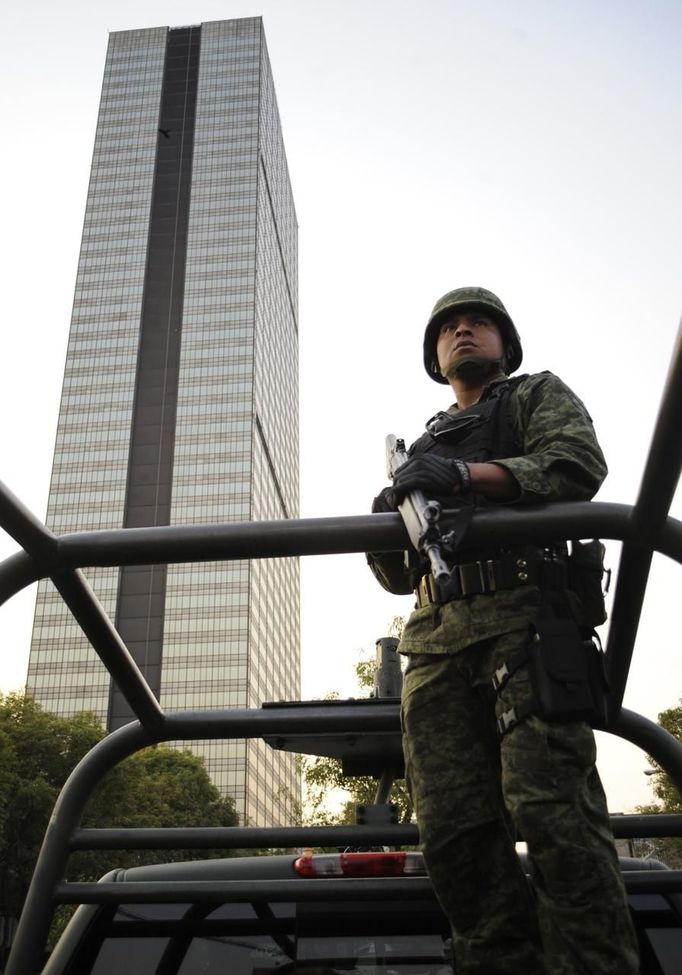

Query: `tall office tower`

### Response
(26, 18, 300, 826)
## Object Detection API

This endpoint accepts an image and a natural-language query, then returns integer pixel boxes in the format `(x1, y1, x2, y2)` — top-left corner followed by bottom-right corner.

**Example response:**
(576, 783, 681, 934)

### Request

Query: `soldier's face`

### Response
(436, 311, 505, 376)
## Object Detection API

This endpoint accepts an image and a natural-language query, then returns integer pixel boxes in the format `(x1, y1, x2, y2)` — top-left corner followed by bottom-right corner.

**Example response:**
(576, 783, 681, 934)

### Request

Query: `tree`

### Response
(0, 692, 238, 932)
(635, 699, 682, 867)
(301, 617, 413, 827)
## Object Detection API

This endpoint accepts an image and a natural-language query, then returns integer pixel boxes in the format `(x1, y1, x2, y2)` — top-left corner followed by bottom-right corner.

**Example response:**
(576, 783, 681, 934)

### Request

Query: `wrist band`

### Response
(453, 459, 472, 493)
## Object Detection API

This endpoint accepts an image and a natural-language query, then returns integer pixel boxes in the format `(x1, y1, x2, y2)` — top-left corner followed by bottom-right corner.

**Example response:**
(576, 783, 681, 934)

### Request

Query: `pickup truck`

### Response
(1, 325, 681, 974)
(38, 674, 682, 975)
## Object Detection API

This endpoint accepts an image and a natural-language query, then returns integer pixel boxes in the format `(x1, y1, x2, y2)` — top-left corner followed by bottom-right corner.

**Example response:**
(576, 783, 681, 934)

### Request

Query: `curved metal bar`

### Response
(8, 703, 399, 975)
(7, 720, 154, 975)
(0, 479, 57, 562)
(0, 550, 41, 608)
(10, 698, 682, 974)
(605, 708, 682, 797)
(4, 324, 682, 974)
(656, 516, 682, 564)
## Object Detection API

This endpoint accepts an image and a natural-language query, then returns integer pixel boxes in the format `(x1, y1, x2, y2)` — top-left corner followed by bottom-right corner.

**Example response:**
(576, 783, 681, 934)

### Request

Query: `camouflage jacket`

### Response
(369, 371, 608, 654)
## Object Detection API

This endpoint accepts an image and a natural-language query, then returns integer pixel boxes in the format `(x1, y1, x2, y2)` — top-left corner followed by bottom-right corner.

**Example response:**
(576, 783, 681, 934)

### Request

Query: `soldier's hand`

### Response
(372, 487, 398, 513)
(390, 454, 471, 504)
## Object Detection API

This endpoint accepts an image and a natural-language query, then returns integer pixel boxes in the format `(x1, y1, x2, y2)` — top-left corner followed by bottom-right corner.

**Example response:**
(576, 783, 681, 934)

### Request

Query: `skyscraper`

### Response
(26, 18, 300, 826)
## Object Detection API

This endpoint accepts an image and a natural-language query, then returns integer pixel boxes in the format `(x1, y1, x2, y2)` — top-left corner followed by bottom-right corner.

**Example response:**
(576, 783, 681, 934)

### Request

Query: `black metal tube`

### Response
(604, 545, 654, 711)
(0, 479, 57, 560)
(610, 814, 682, 839)
(57, 513, 405, 566)
(632, 318, 682, 532)
(55, 877, 435, 904)
(70, 813, 682, 851)
(606, 319, 682, 707)
(4, 503, 681, 588)
(51, 569, 165, 732)
(621, 871, 682, 894)
(10, 700, 682, 974)
(656, 515, 682, 563)
(159, 703, 400, 740)
(53, 869, 682, 905)
(71, 823, 419, 850)
(5, 722, 154, 975)
(605, 708, 682, 797)
(4, 479, 682, 975)
(49, 502, 639, 569)
(0, 550, 41, 607)
(9, 702, 409, 975)
(373, 768, 398, 806)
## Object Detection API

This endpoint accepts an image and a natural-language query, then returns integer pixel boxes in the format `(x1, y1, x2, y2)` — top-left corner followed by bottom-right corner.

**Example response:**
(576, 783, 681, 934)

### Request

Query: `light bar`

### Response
(294, 851, 425, 878)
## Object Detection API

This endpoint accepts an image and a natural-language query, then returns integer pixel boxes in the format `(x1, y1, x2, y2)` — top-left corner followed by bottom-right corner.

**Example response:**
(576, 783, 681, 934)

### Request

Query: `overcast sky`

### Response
(1, 0, 681, 811)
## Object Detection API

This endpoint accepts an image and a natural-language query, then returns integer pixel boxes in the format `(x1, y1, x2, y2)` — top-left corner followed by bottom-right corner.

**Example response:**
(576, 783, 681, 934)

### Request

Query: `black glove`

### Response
(371, 487, 398, 513)
(390, 454, 471, 505)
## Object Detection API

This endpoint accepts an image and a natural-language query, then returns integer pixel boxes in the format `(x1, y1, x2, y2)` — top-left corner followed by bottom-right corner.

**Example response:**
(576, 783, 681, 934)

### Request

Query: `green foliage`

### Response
(387, 615, 406, 640)
(0, 692, 239, 929)
(636, 699, 682, 867)
(301, 752, 413, 827)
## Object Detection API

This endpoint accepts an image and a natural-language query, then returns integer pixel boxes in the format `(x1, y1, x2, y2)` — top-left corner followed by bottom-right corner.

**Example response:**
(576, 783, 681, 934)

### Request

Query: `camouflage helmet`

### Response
(423, 286, 523, 384)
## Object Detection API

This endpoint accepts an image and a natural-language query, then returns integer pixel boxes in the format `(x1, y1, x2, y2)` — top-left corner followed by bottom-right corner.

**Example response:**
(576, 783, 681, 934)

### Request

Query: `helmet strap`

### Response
(444, 356, 506, 382)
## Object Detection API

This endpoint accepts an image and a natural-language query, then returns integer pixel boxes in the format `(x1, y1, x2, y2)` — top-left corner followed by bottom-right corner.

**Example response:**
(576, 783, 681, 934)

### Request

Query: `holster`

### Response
(493, 577, 609, 737)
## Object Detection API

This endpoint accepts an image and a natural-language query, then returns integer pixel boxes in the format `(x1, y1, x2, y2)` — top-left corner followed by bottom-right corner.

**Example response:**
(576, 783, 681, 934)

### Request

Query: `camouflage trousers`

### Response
(401, 630, 640, 975)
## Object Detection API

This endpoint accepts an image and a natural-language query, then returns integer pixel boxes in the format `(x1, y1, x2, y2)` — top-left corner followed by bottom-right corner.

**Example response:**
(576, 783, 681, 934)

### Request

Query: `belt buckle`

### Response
(456, 562, 483, 596)
(455, 560, 497, 595)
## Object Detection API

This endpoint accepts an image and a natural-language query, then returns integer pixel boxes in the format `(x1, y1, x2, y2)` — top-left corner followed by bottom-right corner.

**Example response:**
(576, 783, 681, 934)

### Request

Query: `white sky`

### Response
(0, 0, 681, 812)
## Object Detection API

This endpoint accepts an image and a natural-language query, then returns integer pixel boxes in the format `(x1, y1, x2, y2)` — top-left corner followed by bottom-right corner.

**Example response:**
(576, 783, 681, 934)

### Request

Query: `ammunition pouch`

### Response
(415, 549, 540, 606)
(568, 538, 609, 629)
(493, 598, 609, 737)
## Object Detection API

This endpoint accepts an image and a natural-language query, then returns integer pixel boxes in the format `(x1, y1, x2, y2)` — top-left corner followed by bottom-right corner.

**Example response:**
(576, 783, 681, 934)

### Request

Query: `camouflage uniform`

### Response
(370, 372, 640, 974)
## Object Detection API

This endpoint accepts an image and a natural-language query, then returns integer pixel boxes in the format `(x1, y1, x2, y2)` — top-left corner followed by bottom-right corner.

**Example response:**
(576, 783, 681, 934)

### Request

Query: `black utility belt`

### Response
(415, 552, 545, 607)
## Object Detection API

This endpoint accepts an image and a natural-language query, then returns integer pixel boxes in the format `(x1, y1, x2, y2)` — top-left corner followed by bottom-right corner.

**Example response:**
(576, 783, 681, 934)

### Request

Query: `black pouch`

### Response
(568, 539, 608, 628)
(526, 615, 608, 727)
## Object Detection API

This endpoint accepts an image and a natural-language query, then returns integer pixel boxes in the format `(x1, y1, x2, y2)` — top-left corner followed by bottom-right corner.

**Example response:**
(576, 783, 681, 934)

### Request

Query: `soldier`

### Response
(368, 287, 640, 974)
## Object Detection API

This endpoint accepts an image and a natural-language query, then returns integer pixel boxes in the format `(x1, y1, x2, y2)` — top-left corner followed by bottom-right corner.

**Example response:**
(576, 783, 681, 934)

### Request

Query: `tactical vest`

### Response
(409, 374, 527, 468)
(408, 374, 608, 631)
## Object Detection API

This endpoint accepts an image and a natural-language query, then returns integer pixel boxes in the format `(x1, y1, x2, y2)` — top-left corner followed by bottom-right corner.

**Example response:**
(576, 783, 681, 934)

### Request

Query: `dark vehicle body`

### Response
(1, 323, 682, 973)
(39, 848, 682, 975)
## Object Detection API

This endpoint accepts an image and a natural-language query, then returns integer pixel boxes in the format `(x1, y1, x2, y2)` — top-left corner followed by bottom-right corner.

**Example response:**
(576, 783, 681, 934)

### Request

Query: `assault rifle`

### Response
(385, 435, 453, 583)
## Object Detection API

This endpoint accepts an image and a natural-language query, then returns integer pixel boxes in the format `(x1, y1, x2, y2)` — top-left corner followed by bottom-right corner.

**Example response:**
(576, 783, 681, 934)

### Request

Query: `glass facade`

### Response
(27, 18, 300, 826)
